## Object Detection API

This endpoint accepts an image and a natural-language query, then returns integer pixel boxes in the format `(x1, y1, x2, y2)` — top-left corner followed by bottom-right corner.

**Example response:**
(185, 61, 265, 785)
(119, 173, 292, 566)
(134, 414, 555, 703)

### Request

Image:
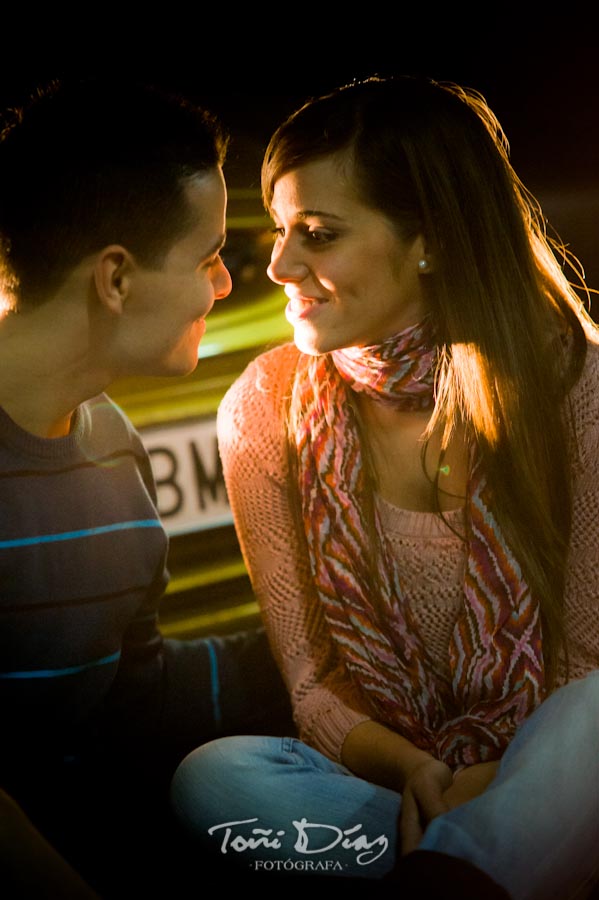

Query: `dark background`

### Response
(1, 46, 597, 298)
(0, 41, 597, 637)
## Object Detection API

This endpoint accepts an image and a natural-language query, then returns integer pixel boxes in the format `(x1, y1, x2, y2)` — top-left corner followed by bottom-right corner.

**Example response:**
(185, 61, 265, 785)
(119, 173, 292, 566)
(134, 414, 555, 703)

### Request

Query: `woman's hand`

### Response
(442, 760, 500, 811)
(400, 760, 500, 855)
(341, 721, 499, 856)
(399, 758, 453, 856)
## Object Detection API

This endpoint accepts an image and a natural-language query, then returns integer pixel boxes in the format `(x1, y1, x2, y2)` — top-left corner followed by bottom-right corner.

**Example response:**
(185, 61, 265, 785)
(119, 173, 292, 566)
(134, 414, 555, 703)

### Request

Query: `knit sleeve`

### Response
(560, 337, 599, 681)
(217, 345, 372, 761)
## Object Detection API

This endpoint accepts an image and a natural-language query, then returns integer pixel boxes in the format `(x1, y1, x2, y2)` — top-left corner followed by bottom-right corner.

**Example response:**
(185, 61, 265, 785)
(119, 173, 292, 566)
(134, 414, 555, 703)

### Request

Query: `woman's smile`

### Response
(267, 154, 428, 355)
(285, 293, 328, 322)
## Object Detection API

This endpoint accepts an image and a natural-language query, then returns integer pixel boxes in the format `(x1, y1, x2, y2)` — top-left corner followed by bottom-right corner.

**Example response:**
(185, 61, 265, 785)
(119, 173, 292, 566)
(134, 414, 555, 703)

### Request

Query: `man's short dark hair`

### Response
(0, 78, 229, 307)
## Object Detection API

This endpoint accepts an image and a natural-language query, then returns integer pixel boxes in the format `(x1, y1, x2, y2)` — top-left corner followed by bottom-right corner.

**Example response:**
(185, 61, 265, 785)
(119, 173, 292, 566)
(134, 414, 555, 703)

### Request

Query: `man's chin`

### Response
(166, 356, 200, 378)
(164, 335, 204, 377)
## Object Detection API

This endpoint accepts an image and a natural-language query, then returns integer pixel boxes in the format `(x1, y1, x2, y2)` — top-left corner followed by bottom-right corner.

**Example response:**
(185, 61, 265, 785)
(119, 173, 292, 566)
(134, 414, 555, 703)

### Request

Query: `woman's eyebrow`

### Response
(270, 202, 345, 222)
(296, 209, 344, 221)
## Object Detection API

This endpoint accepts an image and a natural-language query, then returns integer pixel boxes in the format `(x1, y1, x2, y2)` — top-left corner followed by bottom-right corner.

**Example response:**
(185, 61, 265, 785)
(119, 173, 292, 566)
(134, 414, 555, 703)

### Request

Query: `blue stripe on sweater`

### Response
(0, 650, 122, 679)
(0, 519, 162, 549)
(205, 639, 222, 731)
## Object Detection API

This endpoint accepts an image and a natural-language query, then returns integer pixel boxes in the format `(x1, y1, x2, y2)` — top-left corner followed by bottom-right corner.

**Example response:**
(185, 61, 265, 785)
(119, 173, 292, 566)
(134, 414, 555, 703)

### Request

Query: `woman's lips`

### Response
(286, 295, 328, 320)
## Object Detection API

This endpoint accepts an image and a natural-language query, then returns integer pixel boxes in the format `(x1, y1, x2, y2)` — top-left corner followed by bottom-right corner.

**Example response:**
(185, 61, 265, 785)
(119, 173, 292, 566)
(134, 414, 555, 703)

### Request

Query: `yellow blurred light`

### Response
(198, 288, 291, 359)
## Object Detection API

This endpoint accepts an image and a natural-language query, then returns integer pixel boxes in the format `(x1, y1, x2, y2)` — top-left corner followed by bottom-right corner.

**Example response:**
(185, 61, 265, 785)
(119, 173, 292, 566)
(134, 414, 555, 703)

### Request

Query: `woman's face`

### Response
(267, 154, 429, 355)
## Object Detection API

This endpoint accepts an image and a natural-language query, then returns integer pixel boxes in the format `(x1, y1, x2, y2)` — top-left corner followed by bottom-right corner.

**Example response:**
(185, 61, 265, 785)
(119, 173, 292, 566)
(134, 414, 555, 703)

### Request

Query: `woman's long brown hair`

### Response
(262, 75, 598, 686)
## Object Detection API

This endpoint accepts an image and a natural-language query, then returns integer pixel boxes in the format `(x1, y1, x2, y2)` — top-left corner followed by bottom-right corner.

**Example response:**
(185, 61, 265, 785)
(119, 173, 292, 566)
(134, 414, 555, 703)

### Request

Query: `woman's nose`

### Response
(267, 238, 308, 285)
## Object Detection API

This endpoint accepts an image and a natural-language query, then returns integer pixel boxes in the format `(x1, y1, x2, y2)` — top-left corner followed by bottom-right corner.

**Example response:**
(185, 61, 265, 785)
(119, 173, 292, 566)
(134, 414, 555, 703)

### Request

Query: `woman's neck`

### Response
(355, 395, 469, 513)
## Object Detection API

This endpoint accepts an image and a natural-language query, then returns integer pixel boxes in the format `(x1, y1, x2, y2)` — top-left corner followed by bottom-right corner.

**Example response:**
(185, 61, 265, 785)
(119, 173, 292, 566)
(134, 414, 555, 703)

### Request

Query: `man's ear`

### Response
(93, 245, 135, 315)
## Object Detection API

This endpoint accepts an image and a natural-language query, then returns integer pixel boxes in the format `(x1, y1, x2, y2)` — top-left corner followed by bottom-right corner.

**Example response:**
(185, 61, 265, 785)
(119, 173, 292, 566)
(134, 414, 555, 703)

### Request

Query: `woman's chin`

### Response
(292, 327, 334, 357)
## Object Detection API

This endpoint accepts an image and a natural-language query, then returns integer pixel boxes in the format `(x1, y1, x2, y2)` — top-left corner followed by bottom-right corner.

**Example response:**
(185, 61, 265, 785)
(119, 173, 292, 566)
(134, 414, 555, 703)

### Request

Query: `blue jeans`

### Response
(170, 672, 599, 897)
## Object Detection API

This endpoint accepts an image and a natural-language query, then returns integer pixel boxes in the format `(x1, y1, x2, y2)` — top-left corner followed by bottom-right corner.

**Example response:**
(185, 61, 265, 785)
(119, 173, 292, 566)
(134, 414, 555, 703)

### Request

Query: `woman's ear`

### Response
(414, 234, 435, 275)
(93, 245, 135, 315)
(417, 256, 434, 274)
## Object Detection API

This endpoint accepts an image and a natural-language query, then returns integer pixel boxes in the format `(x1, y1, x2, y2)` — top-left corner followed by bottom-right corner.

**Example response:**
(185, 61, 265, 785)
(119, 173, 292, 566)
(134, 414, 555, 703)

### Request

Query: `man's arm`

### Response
(0, 788, 99, 899)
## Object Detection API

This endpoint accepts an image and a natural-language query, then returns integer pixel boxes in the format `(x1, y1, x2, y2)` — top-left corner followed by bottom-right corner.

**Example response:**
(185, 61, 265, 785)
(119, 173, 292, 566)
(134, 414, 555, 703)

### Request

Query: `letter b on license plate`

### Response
(140, 418, 232, 535)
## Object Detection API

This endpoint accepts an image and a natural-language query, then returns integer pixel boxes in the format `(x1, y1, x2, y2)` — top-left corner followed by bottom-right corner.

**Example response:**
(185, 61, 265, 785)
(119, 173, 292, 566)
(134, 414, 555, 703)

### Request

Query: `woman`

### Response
(171, 76, 599, 898)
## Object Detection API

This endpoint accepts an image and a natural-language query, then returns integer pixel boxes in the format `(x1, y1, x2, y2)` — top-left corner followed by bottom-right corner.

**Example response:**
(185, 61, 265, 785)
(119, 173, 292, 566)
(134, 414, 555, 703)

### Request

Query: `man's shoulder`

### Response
(85, 392, 146, 453)
(86, 391, 134, 426)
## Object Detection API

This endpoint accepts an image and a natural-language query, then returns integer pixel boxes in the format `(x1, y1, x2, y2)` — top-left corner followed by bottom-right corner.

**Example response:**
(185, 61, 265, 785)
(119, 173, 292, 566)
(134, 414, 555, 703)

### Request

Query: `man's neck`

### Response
(0, 299, 112, 439)
(0, 360, 105, 440)
(1, 401, 76, 439)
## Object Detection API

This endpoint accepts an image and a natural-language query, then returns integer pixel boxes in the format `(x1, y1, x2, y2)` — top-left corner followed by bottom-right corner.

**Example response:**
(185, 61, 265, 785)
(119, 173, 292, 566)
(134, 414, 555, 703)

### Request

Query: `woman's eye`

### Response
(306, 228, 337, 245)
(269, 224, 337, 245)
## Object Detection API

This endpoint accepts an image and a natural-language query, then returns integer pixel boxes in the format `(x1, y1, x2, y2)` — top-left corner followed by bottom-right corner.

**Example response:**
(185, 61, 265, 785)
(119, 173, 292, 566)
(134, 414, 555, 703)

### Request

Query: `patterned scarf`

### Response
(293, 320, 545, 769)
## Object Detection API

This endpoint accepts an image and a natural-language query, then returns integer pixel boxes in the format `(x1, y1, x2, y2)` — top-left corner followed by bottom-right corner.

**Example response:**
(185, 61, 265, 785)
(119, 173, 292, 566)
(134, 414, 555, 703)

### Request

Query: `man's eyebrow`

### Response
(203, 233, 227, 257)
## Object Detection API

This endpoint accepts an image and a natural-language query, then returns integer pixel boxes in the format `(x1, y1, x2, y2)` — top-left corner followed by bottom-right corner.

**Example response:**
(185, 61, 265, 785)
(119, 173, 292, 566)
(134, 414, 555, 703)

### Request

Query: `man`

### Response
(0, 78, 289, 897)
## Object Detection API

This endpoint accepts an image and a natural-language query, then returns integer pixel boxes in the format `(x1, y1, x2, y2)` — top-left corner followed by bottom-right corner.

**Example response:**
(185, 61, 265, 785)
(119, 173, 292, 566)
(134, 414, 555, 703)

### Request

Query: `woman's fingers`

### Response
(399, 785, 424, 856)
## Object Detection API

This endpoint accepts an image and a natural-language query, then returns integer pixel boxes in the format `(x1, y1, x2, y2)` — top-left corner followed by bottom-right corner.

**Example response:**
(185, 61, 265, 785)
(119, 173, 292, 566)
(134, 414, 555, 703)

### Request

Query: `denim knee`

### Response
(506, 669, 599, 766)
(419, 671, 599, 899)
(171, 735, 278, 834)
(170, 735, 400, 878)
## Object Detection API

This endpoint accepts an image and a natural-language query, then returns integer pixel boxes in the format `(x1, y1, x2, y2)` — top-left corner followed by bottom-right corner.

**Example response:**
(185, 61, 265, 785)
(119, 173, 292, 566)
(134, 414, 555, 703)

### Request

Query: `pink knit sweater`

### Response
(217, 338, 599, 763)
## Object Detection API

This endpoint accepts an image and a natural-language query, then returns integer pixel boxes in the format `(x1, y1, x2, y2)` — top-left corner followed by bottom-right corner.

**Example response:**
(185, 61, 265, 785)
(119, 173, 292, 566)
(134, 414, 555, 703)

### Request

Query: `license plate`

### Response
(139, 418, 232, 536)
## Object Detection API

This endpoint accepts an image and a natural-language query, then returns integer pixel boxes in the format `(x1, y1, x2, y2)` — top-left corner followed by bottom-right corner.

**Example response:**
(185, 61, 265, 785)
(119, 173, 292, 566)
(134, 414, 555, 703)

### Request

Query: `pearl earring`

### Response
(418, 259, 429, 272)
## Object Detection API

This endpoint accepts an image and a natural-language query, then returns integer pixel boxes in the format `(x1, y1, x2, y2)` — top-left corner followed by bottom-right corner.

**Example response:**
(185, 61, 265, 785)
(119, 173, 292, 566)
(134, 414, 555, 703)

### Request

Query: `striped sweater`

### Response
(0, 393, 238, 779)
